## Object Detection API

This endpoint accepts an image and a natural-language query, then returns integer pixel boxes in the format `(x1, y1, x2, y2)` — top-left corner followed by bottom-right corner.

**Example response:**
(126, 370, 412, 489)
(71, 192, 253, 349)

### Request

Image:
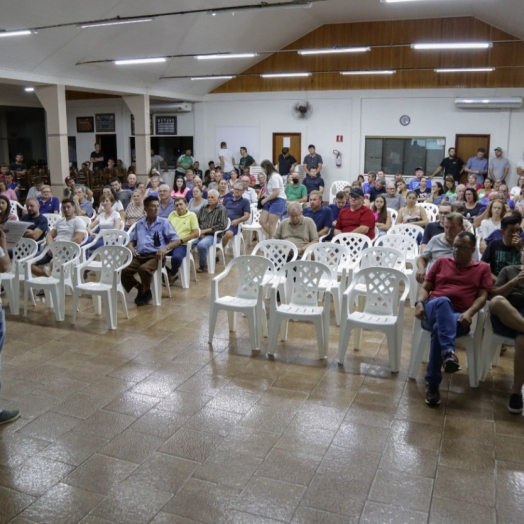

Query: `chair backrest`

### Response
(359, 246, 406, 272)
(99, 229, 130, 247)
(47, 241, 81, 280)
(421, 203, 439, 223)
(373, 234, 419, 261)
(332, 233, 372, 265)
(387, 208, 398, 226)
(230, 255, 274, 299)
(352, 267, 409, 316)
(282, 260, 331, 307)
(43, 213, 62, 230)
(12, 238, 38, 274)
(10, 201, 20, 217)
(329, 181, 349, 200)
(303, 242, 350, 279)
(91, 245, 133, 285)
(252, 239, 298, 274)
(388, 224, 424, 244)
(249, 204, 263, 225)
(77, 216, 91, 228)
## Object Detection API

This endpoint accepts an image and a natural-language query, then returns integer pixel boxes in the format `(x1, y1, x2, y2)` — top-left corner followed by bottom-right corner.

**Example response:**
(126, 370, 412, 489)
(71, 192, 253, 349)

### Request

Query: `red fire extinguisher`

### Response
(333, 149, 342, 168)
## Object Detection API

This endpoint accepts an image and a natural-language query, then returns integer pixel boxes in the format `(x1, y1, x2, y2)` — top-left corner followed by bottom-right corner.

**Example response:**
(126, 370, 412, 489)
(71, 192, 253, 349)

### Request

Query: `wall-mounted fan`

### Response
(291, 101, 313, 119)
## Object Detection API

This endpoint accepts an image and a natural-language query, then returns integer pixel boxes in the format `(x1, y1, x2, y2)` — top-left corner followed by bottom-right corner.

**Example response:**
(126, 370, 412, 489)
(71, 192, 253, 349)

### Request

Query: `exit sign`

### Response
(336, 135, 343, 142)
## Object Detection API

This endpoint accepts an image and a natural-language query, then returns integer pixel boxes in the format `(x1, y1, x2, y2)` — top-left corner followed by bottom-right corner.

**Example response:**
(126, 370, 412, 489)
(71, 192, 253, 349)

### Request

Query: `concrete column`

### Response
(123, 94, 150, 181)
(34, 84, 69, 189)
(0, 111, 8, 163)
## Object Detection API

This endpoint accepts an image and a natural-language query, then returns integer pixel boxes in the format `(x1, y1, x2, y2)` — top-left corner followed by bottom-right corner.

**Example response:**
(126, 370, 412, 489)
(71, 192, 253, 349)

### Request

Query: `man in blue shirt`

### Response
(464, 148, 489, 186)
(122, 196, 181, 306)
(73, 186, 94, 217)
(21, 198, 48, 242)
(37, 186, 60, 214)
(409, 167, 432, 191)
(303, 190, 333, 240)
(362, 172, 376, 195)
(303, 167, 325, 199)
(158, 185, 175, 218)
(221, 182, 251, 249)
(328, 191, 348, 224)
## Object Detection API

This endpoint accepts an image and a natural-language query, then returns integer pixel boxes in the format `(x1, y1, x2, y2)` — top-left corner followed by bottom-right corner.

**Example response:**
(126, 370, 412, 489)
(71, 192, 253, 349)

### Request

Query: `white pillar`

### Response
(35, 84, 69, 189)
(123, 94, 150, 181)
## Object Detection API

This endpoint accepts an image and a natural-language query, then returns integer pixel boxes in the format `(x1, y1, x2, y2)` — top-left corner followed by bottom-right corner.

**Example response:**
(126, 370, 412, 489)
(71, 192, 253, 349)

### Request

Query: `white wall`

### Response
(200, 88, 524, 190)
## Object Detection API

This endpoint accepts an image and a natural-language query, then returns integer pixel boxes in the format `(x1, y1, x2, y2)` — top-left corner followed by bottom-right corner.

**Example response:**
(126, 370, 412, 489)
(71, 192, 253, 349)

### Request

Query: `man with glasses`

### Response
(334, 187, 376, 240)
(420, 203, 452, 252)
(384, 182, 405, 211)
(415, 231, 491, 406)
(37, 186, 60, 214)
(158, 184, 175, 218)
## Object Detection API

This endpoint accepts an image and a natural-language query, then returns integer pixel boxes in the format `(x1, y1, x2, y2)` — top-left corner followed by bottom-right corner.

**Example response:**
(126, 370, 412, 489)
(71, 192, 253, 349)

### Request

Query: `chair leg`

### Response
(386, 329, 400, 373)
(118, 288, 129, 319)
(3, 280, 16, 316)
(103, 292, 116, 330)
(353, 294, 365, 349)
(208, 306, 219, 344)
(23, 283, 30, 317)
(337, 320, 352, 364)
(50, 288, 63, 321)
(227, 310, 236, 332)
(267, 316, 280, 356)
(408, 325, 429, 380)
(245, 310, 258, 350)
(208, 245, 216, 275)
(72, 290, 80, 324)
(333, 289, 341, 326)
(313, 317, 324, 358)
(92, 295, 102, 315)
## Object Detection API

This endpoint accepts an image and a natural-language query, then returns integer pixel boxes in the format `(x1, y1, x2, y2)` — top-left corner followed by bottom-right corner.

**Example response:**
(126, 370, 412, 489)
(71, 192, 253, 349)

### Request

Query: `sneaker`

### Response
(442, 352, 461, 374)
(35, 289, 45, 297)
(197, 265, 208, 273)
(0, 409, 20, 425)
(508, 393, 523, 414)
(425, 384, 441, 406)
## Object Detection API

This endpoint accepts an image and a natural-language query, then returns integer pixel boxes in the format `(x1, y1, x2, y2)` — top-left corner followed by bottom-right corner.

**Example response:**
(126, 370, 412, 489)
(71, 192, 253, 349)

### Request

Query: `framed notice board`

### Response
(131, 114, 153, 136)
(76, 116, 94, 133)
(155, 115, 177, 135)
(95, 113, 116, 133)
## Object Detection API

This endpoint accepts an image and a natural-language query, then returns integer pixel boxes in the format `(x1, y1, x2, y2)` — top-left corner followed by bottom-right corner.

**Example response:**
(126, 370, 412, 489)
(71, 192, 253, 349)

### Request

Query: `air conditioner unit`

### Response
(149, 102, 193, 113)
(455, 97, 523, 109)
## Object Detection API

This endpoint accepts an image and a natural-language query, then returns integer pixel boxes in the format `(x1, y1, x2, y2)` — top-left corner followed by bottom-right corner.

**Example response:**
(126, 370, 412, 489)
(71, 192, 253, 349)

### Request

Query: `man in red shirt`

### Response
(334, 187, 376, 240)
(414, 231, 492, 406)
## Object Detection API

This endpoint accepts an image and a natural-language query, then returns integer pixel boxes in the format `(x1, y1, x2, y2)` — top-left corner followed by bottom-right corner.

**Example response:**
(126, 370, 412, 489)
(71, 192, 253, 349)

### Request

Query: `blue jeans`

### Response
(170, 245, 187, 275)
(0, 308, 5, 414)
(193, 235, 215, 267)
(422, 297, 470, 386)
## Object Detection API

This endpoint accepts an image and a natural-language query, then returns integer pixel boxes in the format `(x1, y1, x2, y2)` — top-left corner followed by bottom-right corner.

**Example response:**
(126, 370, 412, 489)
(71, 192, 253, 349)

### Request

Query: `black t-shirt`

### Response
(481, 239, 521, 276)
(369, 185, 386, 202)
(440, 156, 465, 182)
(462, 202, 483, 219)
(21, 214, 48, 239)
(278, 154, 297, 176)
(422, 221, 444, 245)
(9, 162, 26, 172)
(90, 150, 105, 171)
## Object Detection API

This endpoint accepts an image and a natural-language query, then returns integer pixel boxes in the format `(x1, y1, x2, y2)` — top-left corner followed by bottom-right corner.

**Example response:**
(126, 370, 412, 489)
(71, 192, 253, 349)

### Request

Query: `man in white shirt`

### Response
(218, 142, 235, 174)
(240, 175, 257, 204)
(151, 149, 167, 172)
(516, 152, 524, 177)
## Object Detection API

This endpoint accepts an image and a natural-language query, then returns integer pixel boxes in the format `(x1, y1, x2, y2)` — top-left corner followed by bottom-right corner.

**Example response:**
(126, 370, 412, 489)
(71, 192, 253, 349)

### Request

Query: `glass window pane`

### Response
(364, 138, 383, 173)
(383, 139, 404, 174)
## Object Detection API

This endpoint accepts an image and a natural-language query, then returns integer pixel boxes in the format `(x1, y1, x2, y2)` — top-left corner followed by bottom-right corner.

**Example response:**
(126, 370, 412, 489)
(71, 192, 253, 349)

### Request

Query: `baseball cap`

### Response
(415, 166, 424, 171)
(65, 176, 74, 184)
(494, 147, 502, 151)
(349, 187, 364, 198)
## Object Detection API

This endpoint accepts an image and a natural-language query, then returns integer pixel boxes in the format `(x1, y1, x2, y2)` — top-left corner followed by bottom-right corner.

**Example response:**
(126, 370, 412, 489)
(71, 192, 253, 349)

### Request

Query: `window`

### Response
(364, 137, 446, 175)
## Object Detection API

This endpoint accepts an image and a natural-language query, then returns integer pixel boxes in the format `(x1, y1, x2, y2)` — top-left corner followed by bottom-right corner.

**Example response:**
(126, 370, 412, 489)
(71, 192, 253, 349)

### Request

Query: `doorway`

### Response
(95, 134, 117, 165)
(455, 134, 490, 183)
(272, 133, 301, 167)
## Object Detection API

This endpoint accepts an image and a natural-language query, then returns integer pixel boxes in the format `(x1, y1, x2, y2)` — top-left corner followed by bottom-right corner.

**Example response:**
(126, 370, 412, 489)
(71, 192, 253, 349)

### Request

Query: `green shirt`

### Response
(239, 155, 255, 168)
(176, 154, 194, 174)
(285, 183, 307, 201)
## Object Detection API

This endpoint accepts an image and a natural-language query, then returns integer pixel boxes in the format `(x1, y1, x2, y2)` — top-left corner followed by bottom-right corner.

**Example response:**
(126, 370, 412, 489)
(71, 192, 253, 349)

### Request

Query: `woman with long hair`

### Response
(188, 186, 207, 214)
(372, 195, 391, 236)
(415, 177, 430, 201)
(0, 181, 17, 202)
(427, 181, 446, 205)
(397, 191, 428, 227)
(0, 196, 17, 226)
(171, 177, 190, 199)
(466, 173, 482, 191)
(98, 185, 124, 219)
(87, 193, 121, 253)
(463, 188, 483, 219)
(510, 175, 524, 198)
(479, 199, 507, 252)
(259, 159, 287, 238)
(443, 175, 456, 200)
(124, 190, 145, 229)
(145, 175, 160, 197)
(396, 179, 408, 198)
(478, 177, 493, 200)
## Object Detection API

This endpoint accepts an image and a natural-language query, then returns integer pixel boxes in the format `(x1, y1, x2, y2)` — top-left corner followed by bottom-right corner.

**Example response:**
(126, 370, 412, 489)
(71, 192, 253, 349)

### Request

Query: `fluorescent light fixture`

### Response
(195, 53, 257, 60)
(207, 2, 312, 15)
(412, 42, 492, 50)
(0, 29, 33, 38)
(380, 0, 421, 3)
(191, 76, 235, 80)
(260, 72, 311, 78)
(24, 87, 34, 92)
(114, 57, 166, 65)
(298, 47, 370, 55)
(341, 70, 396, 75)
(435, 67, 495, 73)
(80, 18, 153, 28)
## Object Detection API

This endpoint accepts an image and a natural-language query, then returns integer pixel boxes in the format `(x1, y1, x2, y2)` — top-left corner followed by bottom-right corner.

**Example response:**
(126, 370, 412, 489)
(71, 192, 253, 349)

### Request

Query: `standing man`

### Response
(334, 187, 376, 240)
(464, 147, 489, 186)
(110, 178, 133, 210)
(278, 147, 297, 180)
(414, 231, 491, 406)
(430, 147, 465, 182)
(151, 149, 167, 172)
(123, 196, 180, 306)
(303, 144, 323, 176)
(489, 147, 510, 183)
(218, 142, 235, 175)
(239, 147, 256, 171)
(9, 153, 27, 177)
(221, 182, 251, 250)
(90, 143, 105, 172)
(176, 148, 194, 178)
(303, 167, 325, 199)
(303, 190, 333, 239)
(0, 228, 18, 425)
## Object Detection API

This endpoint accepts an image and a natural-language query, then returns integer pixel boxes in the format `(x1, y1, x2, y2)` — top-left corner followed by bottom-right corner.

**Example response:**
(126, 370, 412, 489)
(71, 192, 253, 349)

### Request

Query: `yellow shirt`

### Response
(167, 210, 199, 244)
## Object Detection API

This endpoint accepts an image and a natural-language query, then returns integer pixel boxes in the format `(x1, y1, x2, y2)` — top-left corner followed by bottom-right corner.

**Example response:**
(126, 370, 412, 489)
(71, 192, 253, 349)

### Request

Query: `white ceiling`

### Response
(0, 0, 522, 101)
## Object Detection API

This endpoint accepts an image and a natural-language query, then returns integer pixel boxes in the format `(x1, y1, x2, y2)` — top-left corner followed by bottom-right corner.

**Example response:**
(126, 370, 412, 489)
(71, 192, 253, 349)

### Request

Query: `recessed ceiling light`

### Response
(412, 42, 492, 50)
(191, 76, 235, 80)
(114, 57, 166, 65)
(80, 18, 153, 28)
(0, 29, 33, 38)
(195, 53, 257, 60)
(260, 72, 311, 78)
(435, 67, 495, 73)
(24, 87, 34, 92)
(341, 70, 396, 75)
(298, 47, 370, 55)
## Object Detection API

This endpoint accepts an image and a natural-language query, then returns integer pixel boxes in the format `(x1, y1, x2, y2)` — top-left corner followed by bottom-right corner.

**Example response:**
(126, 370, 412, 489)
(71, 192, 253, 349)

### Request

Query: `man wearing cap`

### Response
(430, 147, 465, 183)
(409, 167, 432, 191)
(334, 187, 376, 240)
(464, 148, 489, 186)
(278, 148, 298, 181)
(489, 147, 510, 183)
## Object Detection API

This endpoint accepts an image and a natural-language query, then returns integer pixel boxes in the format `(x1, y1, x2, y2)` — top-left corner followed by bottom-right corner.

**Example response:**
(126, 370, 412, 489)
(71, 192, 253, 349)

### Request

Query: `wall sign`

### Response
(155, 115, 177, 135)
(76, 116, 94, 133)
(95, 113, 116, 133)
(336, 135, 343, 142)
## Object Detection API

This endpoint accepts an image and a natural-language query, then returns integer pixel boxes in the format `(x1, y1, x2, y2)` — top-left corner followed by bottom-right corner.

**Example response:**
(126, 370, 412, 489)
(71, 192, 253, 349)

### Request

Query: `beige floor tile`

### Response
(156, 390, 213, 416)
(98, 429, 164, 464)
(159, 428, 222, 462)
(442, 416, 495, 446)
(39, 432, 108, 466)
(72, 409, 136, 440)
(129, 409, 191, 439)
(332, 422, 389, 453)
(0, 485, 35, 524)
(275, 423, 337, 456)
(217, 426, 280, 459)
(429, 497, 496, 524)
(360, 501, 428, 524)
(102, 391, 161, 417)
(439, 438, 495, 471)
(52, 393, 110, 420)
(0, 434, 50, 469)
(17, 411, 83, 442)
(185, 406, 243, 436)
(206, 388, 261, 414)
(379, 441, 438, 478)
(291, 506, 357, 523)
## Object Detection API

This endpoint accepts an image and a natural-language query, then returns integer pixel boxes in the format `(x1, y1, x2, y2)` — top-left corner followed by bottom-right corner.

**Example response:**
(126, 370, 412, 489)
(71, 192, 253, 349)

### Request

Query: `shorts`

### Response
(228, 225, 239, 235)
(35, 252, 53, 266)
(262, 197, 287, 216)
(491, 311, 524, 339)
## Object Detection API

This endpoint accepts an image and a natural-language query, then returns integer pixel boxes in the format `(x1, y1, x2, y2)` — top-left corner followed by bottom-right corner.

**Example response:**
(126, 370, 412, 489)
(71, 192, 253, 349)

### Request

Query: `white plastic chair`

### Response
(23, 241, 81, 321)
(408, 308, 485, 387)
(303, 242, 350, 326)
(251, 239, 298, 301)
(179, 235, 198, 289)
(77, 215, 92, 228)
(0, 238, 38, 315)
(81, 229, 130, 264)
(338, 267, 410, 372)
(387, 208, 398, 226)
(329, 181, 350, 202)
(10, 201, 23, 219)
(43, 213, 62, 230)
(241, 204, 266, 245)
(209, 255, 274, 350)
(421, 203, 439, 223)
(207, 219, 230, 275)
(72, 245, 133, 329)
(332, 233, 372, 282)
(388, 224, 425, 249)
(267, 260, 332, 359)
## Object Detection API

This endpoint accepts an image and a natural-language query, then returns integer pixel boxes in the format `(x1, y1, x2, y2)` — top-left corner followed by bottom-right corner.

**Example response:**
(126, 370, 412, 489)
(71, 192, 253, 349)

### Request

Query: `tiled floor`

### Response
(1, 263, 524, 524)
